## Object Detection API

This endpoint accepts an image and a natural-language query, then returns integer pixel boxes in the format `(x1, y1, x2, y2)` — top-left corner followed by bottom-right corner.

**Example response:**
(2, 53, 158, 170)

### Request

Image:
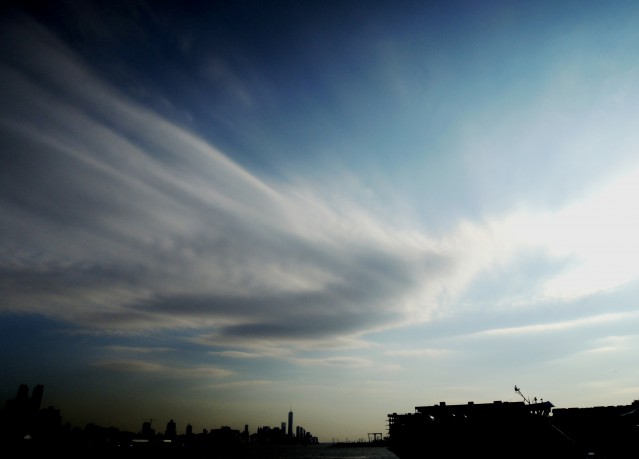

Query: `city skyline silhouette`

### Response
(1, 383, 321, 453)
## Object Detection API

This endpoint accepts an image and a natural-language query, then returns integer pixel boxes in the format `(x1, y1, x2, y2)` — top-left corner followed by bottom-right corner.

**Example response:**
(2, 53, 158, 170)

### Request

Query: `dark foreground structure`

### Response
(387, 392, 639, 458)
(552, 401, 639, 458)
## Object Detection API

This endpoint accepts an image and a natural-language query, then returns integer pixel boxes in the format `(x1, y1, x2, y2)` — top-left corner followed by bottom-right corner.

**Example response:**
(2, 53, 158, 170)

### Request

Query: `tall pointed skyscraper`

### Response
(288, 409, 293, 437)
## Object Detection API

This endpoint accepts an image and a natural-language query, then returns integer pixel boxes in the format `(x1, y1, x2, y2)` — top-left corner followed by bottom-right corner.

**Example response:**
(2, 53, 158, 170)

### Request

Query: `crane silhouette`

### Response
(514, 385, 531, 404)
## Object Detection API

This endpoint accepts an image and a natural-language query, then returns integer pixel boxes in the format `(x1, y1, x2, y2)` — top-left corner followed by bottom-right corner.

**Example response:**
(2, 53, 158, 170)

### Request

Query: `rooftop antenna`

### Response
(514, 385, 531, 404)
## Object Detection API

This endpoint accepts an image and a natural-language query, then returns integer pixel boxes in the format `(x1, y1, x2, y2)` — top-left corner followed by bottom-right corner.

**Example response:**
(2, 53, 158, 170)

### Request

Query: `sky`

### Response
(2, 0, 639, 442)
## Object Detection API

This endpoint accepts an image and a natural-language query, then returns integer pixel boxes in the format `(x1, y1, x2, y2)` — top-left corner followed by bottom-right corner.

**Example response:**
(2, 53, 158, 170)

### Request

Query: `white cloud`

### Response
(486, 166, 639, 302)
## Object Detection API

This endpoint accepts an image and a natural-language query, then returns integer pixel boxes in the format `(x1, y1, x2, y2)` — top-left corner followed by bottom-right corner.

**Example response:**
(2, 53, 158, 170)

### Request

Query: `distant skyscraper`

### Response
(288, 409, 293, 437)
(165, 419, 176, 438)
(16, 384, 29, 402)
(141, 420, 155, 438)
(31, 384, 44, 411)
(7, 384, 44, 415)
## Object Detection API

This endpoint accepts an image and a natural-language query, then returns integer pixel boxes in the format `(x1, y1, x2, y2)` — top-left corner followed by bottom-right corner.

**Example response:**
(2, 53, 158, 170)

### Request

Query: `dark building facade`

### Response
(1, 384, 60, 442)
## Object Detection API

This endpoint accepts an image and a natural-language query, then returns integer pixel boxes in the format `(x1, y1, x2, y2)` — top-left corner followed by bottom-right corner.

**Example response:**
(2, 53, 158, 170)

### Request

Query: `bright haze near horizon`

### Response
(2, 0, 639, 442)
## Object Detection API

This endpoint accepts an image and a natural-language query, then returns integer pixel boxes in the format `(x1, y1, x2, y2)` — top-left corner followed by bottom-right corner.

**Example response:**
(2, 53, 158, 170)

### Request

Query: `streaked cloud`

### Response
(210, 351, 265, 359)
(94, 359, 234, 379)
(476, 312, 636, 337)
(207, 380, 273, 390)
(0, 19, 457, 348)
(384, 348, 452, 358)
(292, 356, 372, 368)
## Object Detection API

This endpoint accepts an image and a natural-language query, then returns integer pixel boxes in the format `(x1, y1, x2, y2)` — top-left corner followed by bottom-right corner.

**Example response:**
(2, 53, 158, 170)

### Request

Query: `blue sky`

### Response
(2, 0, 639, 441)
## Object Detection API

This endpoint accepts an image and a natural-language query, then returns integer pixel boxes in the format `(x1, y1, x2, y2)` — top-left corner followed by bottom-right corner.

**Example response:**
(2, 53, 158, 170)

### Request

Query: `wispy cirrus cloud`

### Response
(0, 19, 459, 346)
(3, 14, 639, 363)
